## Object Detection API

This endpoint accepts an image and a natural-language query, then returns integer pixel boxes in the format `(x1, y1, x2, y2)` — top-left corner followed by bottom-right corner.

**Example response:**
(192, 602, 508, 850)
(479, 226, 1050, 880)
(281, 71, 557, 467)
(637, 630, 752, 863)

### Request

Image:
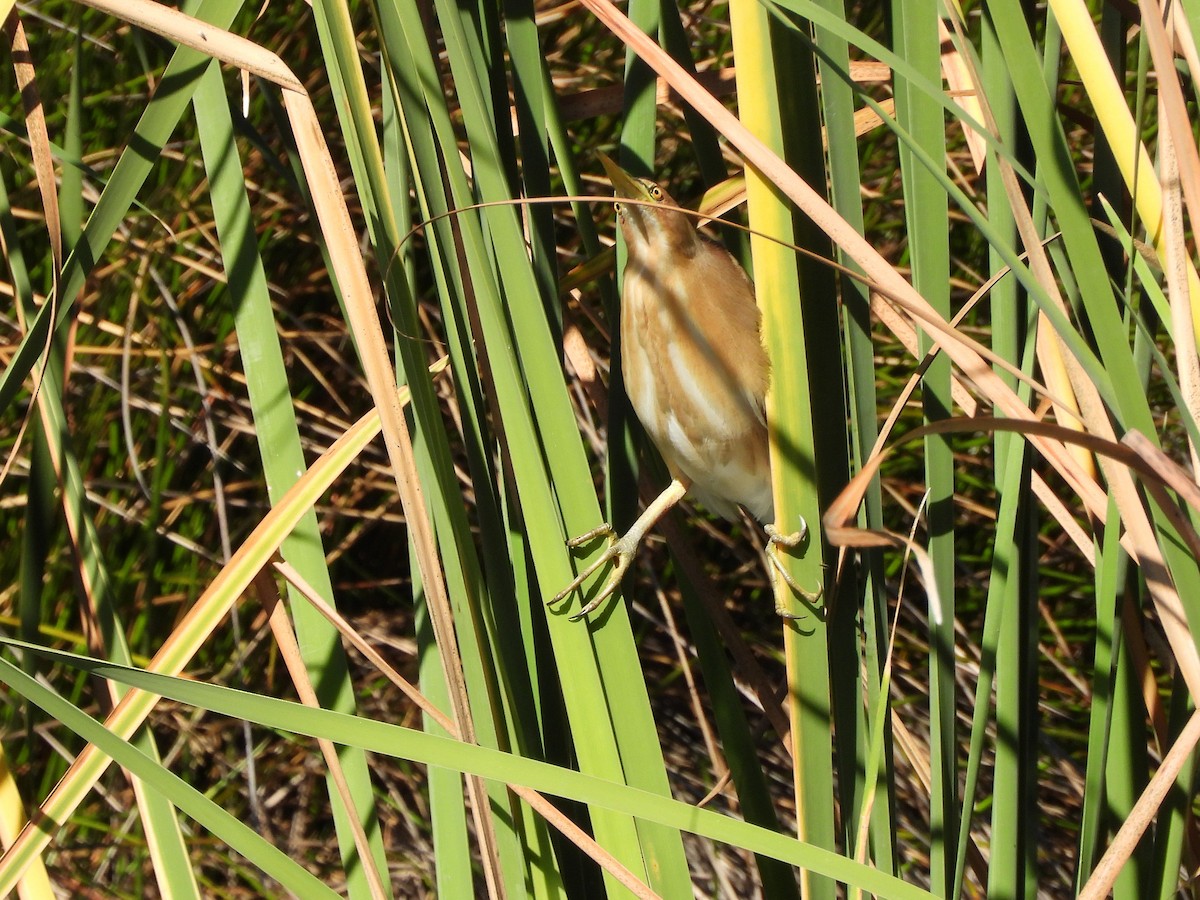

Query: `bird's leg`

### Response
(765, 519, 825, 620)
(551, 478, 690, 620)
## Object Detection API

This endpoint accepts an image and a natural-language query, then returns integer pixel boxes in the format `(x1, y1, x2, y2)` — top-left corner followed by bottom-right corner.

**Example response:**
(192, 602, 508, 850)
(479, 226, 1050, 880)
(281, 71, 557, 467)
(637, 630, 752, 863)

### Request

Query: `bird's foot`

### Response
(550, 524, 641, 620)
(765, 519, 824, 620)
(551, 478, 690, 621)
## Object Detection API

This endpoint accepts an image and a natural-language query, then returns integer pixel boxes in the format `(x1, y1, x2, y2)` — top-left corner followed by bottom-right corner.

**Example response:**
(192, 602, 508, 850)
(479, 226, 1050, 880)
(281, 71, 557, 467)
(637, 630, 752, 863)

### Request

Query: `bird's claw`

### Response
(765, 519, 825, 620)
(551, 524, 637, 620)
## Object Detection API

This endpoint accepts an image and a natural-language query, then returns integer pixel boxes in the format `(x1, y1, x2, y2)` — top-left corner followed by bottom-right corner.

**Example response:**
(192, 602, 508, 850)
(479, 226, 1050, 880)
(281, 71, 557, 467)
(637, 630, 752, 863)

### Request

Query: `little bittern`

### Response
(553, 153, 817, 619)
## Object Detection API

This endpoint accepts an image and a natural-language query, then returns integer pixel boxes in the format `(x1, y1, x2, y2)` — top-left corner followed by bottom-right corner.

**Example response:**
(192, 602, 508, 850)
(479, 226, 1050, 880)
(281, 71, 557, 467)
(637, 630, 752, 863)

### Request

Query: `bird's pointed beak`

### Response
(597, 151, 654, 202)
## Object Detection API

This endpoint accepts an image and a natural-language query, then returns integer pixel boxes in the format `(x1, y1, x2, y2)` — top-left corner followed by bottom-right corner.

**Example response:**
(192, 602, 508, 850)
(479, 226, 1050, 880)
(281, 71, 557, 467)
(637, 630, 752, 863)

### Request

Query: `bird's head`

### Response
(598, 152, 699, 261)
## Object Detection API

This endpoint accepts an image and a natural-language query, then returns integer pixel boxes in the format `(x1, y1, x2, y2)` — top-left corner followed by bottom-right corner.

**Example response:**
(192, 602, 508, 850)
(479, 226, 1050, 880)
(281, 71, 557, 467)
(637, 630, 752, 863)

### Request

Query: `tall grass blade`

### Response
(193, 63, 391, 895)
(889, 5, 956, 891)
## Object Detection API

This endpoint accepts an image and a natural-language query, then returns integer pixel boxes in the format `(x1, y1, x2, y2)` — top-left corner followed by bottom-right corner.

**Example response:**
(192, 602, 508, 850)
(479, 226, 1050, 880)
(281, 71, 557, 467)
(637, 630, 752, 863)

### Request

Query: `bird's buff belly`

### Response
(629, 374, 773, 522)
(658, 412, 772, 521)
(622, 293, 774, 522)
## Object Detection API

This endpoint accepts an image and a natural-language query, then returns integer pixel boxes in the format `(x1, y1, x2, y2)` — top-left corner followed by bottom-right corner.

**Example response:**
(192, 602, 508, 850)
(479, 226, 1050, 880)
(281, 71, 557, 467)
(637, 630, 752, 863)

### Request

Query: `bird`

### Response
(552, 153, 818, 620)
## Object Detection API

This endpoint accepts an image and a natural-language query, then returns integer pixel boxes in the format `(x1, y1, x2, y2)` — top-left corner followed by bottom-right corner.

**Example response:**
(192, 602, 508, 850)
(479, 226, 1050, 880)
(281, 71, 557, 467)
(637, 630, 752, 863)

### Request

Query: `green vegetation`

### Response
(1, 0, 1198, 896)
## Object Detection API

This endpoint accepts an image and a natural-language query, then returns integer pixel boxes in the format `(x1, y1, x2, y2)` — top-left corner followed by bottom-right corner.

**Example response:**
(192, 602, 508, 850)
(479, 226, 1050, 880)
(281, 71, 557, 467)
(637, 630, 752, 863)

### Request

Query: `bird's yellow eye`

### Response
(649, 185, 664, 200)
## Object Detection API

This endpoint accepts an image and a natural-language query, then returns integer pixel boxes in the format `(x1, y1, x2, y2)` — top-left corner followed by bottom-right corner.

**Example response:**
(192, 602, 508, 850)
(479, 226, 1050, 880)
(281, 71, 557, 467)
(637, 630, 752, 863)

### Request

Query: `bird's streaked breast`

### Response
(619, 243, 774, 523)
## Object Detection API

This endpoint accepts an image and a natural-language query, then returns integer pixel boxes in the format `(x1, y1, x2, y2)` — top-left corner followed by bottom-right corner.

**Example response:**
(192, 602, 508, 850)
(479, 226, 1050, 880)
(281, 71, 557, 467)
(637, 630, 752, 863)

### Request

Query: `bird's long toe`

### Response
(552, 528, 642, 618)
(550, 548, 613, 605)
(568, 553, 632, 621)
(764, 519, 824, 619)
(764, 517, 808, 549)
(565, 522, 615, 549)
